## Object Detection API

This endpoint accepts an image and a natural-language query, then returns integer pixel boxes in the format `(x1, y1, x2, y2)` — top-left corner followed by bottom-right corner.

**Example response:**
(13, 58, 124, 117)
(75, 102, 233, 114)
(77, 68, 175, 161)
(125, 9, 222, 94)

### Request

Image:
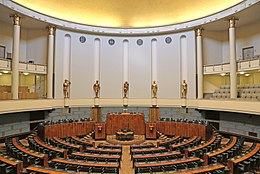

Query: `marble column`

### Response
(47, 26, 55, 99)
(196, 28, 203, 99)
(229, 18, 238, 99)
(10, 15, 21, 100)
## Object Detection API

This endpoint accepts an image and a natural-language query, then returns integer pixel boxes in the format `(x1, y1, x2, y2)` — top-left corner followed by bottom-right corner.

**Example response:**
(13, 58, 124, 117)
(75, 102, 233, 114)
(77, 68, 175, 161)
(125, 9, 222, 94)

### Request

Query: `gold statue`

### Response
(93, 80, 100, 98)
(181, 80, 187, 99)
(63, 79, 71, 98)
(123, 81, 129, 98)
(151, 81, 158, 98)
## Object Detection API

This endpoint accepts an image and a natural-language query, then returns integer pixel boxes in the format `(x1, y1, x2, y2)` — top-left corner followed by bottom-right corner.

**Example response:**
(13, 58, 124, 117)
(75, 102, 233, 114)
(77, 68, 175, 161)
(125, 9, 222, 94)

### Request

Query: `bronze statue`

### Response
(63, 79, 71, 98)
(151, 81, 158, 98)
(93, 80, 100, 98)
(123, 81, 129, 98)
(181, 80, 187, 98)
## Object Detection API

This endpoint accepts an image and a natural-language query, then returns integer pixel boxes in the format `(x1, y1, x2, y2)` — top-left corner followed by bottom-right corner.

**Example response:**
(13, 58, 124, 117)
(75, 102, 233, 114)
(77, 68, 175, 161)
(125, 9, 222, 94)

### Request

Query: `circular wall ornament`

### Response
(137, 39, 143, 46)
(79, 36, 86, 43)
(108, 39, 115, 45)
(165, 37, 172, 44)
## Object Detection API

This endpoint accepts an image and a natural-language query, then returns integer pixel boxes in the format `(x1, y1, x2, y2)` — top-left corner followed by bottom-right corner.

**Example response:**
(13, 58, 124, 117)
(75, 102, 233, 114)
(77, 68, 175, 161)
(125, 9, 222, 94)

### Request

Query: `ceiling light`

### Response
(244, 74, 250, 77)
(239, 71, 245, 75)
(23, 72, 29, 75)
(0, 73, 2, 75)
(2, 70, 9, 74)
(220, 73, 226, 76)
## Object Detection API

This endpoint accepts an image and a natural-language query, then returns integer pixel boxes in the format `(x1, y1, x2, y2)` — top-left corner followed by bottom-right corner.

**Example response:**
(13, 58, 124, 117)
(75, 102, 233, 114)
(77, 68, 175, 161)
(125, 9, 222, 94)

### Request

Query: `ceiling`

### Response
(12, 0, 244, 28)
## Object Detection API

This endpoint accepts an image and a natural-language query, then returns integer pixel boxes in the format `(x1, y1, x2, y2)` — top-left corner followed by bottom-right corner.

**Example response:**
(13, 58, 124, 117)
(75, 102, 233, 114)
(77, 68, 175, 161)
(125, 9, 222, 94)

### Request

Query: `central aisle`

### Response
(120, 145, 134, 174)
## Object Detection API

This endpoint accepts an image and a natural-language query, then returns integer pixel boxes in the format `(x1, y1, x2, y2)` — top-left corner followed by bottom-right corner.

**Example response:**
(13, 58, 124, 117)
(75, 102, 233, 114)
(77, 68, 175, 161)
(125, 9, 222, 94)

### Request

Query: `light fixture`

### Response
(245, 74, 250, 77)
(0, 72, 2, 75)
(23, 72, 29, 75)
(220, 73, 226, 76)
(2, 70, 9, 74)
(239, 71, 245, 75)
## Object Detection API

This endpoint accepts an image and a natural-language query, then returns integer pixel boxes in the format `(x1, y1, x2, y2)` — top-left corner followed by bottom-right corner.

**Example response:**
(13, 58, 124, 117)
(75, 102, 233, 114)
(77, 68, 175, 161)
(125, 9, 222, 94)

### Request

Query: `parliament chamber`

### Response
(0, 0, 260, 174)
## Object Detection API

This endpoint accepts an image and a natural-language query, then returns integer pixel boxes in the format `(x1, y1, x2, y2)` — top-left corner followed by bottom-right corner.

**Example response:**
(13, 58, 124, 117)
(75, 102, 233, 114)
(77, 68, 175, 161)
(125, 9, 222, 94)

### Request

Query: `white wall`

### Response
(54, 29, 197, 99)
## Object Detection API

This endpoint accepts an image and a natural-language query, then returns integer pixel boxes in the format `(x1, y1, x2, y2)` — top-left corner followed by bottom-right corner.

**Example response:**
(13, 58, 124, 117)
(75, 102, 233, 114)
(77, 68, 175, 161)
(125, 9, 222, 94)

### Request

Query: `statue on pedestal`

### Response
(151, 81, 158, 98)
(93, 80, 100, 98)
(63, 79, 71, 98)
(181, 80, 187, 99)
(123, 81, 129, 98)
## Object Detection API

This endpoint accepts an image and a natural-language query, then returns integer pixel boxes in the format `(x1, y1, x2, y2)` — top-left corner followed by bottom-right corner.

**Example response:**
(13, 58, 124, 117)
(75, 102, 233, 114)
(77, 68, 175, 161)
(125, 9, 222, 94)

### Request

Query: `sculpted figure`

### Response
(63, 79, 71, 98)
(181, 80, 187, 99)
(93, 80, 100, 98)
(123, 81, 129, 98)
(151, 81, 158, 98)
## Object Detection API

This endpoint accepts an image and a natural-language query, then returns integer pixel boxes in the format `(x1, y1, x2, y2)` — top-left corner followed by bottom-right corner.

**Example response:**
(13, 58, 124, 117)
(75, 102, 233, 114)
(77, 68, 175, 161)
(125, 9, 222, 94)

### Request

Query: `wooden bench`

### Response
(204, 136, 237, 165)
(131, 147, 167, 155)
(0, 154, 23, 174)
(170, 136, 198, 151)
(131, 142, 155, 149)
(71, 152, 121, 160)
(70, 136, 94, 148)
(33, 136, 68, 158)
(86, 147, 122, 154)
(228, 143, 260, 174)
(53, 137, 83, 153)
(158, 136, 181, 147)
(12, 138, 48, 167)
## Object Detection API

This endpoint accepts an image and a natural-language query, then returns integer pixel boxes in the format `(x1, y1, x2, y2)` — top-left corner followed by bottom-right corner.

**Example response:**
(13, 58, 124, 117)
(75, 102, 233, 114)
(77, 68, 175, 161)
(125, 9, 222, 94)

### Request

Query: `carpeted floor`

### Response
(120, 145, 134, 174)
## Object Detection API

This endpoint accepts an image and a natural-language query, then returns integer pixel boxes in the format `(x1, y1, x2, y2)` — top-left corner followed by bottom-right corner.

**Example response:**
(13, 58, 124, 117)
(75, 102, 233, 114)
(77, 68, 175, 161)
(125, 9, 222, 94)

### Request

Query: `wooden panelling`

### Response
(106, 113, 145, 135)
(92, 107, 102, 122)
(149, 107, 160, 122)
(156, 121, 211, 140)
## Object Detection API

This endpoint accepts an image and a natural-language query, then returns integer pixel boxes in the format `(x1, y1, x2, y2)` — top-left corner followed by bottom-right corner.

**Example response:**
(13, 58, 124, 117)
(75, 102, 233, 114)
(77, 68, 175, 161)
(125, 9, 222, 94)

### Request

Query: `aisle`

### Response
(120, 145, 134, 174)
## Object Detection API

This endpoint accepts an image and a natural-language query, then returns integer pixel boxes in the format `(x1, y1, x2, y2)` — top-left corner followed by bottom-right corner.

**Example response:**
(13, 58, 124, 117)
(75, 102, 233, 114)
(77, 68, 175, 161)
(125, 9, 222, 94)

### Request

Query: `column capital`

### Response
(228, 17, 239, 28)
(195, 28, 204, 36)
(47, 26, 56, 35)
(10, 14, 21, 25)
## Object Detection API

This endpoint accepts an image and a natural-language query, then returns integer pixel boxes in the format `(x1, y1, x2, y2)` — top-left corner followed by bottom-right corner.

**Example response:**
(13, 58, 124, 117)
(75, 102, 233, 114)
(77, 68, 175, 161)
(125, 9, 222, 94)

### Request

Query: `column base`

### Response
(181, 98, 186, 107)
(94, 97, 100, 106)
(92, 106, 102, 122)
(64, 98, 69, 107)
(149, 107, 160, 122)
(123, 97, 128, 107)
(151, 97, 157, 107)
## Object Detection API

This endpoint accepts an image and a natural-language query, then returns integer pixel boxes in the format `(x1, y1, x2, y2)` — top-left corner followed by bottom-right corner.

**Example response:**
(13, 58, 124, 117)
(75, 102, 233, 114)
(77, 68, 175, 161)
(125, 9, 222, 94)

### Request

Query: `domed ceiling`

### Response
(13, 0, 243, 28)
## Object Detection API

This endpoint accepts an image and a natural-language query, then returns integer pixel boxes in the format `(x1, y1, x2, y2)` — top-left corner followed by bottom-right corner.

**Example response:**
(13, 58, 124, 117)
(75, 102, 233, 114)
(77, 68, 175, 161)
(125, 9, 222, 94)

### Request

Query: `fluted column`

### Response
(196, 28, 203, 99)
(47, 26, 55, 99)
(229, 18, 238, 99)
(10, 14, 21, 100)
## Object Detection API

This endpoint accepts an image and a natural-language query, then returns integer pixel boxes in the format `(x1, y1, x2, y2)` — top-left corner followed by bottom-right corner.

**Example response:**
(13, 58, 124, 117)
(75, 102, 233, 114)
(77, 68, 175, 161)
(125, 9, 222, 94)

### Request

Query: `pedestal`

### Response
(123, 97, 128, 106)
(149, 107, 160, 122)
(94, 97, 99, 106)
(152, 97, 157, 107)
(64, 98, 69, 107)
(181, 98, 186, 107)
(94, 123, 106, 140)
(92, 107, 102, 122)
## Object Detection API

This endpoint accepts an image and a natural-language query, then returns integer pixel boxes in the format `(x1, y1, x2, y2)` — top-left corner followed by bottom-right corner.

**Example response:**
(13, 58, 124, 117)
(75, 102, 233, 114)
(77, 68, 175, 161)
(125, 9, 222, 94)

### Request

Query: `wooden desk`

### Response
(131, 147, 167, 154)
(0, 155, 23, 174)
(70, 136, 94, 148)
(228, 143, 260, 174)
(171, 136, 198, 151)
(185, 135, 217, 158)
(52, 158, 119, 168)
(176, 164, 225, 174)
(204, 136, 237, 165)
(106, 113, 145, 135)
(26, 165, 67, 174)
(71, 152, 121, 160)
(97, 143, 122, 149)
(131, 143, 155, 149)
(159, 136, 180, 146)
(86, 147, 122, 154)
(134, 157, 201, 168)
(33, 136, 68, 158)
(132, 151, 181, 159)
(53, 137, 83, 153)
(12, 138, 48, 167)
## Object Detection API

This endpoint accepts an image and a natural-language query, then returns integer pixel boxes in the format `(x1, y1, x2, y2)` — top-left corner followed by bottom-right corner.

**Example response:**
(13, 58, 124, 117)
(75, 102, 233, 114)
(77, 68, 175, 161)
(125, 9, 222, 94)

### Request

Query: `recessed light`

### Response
(0, 73, 2, 75)
(239, 71, 245, 75)
(23, 72, 29, 75)
(220, 73, 226, 76)
(245, 74, 250, 77)
(2, 70, 8, 74)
